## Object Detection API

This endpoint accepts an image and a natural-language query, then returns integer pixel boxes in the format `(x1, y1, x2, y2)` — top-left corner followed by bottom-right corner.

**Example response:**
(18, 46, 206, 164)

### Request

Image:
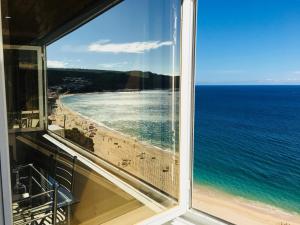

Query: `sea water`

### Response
(194, 85, 300, 214)
(61, 90, 179, 151)
(62, 86, 300, 214)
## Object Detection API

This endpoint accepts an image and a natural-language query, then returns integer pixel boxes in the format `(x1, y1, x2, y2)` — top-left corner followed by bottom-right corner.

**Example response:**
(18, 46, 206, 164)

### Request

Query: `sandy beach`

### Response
(49, 96, 300, 225)
(50, 97, 179, 198)
(193, 185, 300, 225)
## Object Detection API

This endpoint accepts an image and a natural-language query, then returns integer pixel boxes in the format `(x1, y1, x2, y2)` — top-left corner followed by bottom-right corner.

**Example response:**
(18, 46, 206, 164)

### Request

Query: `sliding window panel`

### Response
(4, 46, 44, 132)
(0, 0, 198, 224)
(47, 0, 181, 202)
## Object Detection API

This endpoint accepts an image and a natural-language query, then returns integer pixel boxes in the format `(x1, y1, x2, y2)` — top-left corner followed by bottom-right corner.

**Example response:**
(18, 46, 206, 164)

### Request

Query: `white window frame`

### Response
(0, 0, 199, 224)
(45, 1, 197, 224)
(141, 1, 198, 223)
(0, 2, 13, 224)
(45, 1, 198, 223)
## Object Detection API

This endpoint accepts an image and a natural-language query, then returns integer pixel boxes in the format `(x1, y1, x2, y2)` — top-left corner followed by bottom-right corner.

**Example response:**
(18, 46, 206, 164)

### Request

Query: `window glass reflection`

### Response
(47, 0, 181, 199)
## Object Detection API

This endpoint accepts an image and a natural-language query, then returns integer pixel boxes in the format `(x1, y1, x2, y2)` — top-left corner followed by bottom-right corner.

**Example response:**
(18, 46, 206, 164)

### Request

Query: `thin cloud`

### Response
(88, 40, 173, 54)
(61, 40, 110, 53)
(47, 60, 68, 68)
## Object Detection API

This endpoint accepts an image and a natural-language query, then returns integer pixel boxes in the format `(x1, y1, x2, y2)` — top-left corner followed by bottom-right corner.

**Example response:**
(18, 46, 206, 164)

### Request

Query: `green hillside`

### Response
(48, 68, 180, 93)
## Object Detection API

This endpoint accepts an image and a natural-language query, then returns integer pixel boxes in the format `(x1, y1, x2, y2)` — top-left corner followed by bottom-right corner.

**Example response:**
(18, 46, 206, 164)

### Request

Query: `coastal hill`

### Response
(47, 68, 180, 93)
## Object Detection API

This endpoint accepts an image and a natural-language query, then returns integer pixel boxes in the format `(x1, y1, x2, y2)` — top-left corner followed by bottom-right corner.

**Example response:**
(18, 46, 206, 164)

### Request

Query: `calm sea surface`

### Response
(62, 86, 300, 213)
(194, 85, 300, 214)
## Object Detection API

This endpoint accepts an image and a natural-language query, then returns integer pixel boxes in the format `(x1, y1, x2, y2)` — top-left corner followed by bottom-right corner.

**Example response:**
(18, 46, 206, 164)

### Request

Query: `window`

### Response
(4, 46, 44, 131)
(46, 0, 181, 201)
(0, 0, 194, 224)
(192, 1, 300, 225)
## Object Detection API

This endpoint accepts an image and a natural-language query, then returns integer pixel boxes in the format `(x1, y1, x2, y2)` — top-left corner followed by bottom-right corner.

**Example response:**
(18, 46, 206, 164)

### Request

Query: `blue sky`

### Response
(196, 0, 300, 85)
(47, 0, 180, 76)
(48, 0, 300, 84)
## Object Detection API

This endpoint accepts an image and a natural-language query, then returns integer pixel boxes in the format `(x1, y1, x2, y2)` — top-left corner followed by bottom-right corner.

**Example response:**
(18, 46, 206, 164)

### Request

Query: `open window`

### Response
(0, 0, 196, 224)
(46, 0, 181, 200)
(4, 45, 44, 132)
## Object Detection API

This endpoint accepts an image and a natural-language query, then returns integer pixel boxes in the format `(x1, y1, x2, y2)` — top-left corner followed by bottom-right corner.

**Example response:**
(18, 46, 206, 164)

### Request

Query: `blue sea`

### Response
(62, 86, 300, 214)
(194, 85, 300, 214)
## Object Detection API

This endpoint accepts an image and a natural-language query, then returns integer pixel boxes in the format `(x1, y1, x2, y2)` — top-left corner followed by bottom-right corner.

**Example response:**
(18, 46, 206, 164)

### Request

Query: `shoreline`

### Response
(193, 184, 300, 225)
(59, 89, 178, 97)
(60, 94, 176, 152)
(51, 92, 300, 224)
(50, 96, 180, 198)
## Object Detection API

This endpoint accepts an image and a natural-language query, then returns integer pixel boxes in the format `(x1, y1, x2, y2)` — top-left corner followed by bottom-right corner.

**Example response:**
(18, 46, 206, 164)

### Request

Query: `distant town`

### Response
(48, 68, 180, 94)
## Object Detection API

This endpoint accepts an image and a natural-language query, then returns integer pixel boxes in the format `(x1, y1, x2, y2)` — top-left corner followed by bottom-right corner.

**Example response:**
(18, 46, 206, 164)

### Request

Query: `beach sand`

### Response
(50, 98, 179, 198)
(49, 97, 300, 225)
(193, 185, 300, 225)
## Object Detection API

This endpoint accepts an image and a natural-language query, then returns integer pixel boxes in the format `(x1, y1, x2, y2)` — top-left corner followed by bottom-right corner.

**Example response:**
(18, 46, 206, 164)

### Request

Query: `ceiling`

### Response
(1, 0, 121, 46)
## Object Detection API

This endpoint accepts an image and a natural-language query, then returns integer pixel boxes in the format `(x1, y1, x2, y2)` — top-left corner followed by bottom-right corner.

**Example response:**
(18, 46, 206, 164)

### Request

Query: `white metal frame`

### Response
(43, 1, 197, 224)
(139, 0, 197, 224)
(45, 0, 197, 224)
(46, 1, 197, 224)
(0, 2, 13, 224)
(4, 45, 44, 133)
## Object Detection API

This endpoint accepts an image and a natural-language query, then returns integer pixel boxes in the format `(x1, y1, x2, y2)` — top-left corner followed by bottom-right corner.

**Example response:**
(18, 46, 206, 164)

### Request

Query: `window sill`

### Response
(167, 209, 230, 225)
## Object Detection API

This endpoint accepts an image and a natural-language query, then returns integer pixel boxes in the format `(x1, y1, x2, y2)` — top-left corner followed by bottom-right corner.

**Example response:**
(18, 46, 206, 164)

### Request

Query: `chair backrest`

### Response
(52, 150, 77, 193)
(12, 164, 59, 225)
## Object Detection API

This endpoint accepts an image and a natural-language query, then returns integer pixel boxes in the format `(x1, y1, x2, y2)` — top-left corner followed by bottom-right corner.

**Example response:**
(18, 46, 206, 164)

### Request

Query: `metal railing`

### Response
(12, 164, 59, 225)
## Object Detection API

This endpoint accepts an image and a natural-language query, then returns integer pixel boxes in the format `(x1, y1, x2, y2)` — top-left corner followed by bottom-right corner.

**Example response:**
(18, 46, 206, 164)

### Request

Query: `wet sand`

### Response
(193, 185, 300, 225)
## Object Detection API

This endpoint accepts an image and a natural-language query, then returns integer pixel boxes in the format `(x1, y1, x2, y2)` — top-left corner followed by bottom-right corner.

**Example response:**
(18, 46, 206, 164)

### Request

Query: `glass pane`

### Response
(47, 0, 181, 200)
(193, 1, 300, 225)
(1, 0, 181, 224)
(4, 48, 42, 130)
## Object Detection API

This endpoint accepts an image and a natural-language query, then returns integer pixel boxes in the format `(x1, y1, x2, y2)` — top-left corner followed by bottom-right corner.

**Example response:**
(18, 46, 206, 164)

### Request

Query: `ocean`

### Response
(61, 86, 300, 214)
(194, 85, 300, 214)
(61, 90, 179, 151)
